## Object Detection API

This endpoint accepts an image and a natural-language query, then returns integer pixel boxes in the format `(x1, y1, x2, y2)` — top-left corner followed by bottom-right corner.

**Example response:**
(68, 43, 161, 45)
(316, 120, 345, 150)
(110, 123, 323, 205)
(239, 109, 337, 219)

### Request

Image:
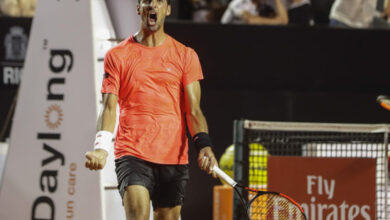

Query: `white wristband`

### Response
(94, 130, 113, 154)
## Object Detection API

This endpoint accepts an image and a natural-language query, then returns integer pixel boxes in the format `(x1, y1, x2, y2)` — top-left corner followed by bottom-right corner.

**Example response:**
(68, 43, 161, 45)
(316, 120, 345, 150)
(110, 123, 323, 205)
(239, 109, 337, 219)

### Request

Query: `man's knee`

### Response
(123, 185, 150, 220)
(125, 204, 149, 220)
(154, 206, 181, 220)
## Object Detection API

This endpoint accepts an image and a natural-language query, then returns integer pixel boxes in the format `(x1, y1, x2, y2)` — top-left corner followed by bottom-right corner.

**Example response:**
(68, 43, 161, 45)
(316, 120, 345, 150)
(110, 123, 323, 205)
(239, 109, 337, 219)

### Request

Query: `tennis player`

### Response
(85, 0, 218, 219)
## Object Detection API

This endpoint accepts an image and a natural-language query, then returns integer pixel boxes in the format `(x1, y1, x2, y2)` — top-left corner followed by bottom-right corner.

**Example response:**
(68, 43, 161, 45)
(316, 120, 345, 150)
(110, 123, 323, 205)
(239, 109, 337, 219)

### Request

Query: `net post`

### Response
(384, 130, 389, 220)
(233, 119, 249, 220)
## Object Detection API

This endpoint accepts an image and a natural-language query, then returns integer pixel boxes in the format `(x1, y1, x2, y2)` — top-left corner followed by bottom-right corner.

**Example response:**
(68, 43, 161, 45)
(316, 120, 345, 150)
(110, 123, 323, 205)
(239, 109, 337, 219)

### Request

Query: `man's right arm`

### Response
(97, 93, 117, 132)
(85, 93, 117, 170)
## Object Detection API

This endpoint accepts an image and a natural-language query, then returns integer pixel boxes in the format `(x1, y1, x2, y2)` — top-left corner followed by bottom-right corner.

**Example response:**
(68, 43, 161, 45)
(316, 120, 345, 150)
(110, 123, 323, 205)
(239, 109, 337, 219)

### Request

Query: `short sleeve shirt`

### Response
(329, 0, 376, 28)
(101, 35, 203, 164)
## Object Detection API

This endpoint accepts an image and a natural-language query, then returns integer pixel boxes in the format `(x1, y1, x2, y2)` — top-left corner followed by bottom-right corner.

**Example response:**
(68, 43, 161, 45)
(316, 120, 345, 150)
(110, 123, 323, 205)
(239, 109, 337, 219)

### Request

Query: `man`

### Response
(85, 0, 218, 219)
(329, 0, 390, 28)
(221, 0, 288, 25)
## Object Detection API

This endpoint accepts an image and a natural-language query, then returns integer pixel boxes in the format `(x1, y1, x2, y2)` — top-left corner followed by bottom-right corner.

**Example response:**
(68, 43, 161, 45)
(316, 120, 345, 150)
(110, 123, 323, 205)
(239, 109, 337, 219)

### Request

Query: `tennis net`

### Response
(233, 120, 390, 220)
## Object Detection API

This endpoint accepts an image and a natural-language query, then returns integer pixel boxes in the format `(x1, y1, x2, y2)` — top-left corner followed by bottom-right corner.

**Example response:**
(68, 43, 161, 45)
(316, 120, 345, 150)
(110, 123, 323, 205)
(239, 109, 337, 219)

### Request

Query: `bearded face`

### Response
(138, 0, 171, 32)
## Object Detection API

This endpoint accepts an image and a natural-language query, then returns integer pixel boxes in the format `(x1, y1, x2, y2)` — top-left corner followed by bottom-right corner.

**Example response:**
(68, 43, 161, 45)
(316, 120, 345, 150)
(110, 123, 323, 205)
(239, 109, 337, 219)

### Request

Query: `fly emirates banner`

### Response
(0, 0, 102, 219)
(268, 156, 376, 220)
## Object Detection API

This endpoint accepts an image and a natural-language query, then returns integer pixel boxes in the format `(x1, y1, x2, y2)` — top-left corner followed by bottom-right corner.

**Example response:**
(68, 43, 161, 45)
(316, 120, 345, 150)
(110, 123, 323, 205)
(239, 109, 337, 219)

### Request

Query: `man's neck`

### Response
(135, 28, 167, 47)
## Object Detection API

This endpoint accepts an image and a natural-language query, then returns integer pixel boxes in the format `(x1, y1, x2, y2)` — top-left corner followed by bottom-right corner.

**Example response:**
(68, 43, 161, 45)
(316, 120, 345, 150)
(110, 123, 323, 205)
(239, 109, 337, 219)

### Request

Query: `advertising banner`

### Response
(0, 0, 102, 219)
(0, 17, 32, 141)
(268, 156, 376, 220)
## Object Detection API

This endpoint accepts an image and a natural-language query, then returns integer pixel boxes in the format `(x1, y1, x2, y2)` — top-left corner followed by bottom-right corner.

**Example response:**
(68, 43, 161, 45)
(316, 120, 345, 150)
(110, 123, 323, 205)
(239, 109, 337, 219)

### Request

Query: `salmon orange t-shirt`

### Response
(101, 35, 203, 165)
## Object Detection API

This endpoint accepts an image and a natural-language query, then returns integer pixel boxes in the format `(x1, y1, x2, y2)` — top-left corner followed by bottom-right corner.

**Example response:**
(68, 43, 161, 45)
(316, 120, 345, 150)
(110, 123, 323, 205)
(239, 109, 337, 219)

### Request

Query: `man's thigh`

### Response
(152, 165, 189, 209)
(115, 156, 155, 220)
(115, 155, 156, 198)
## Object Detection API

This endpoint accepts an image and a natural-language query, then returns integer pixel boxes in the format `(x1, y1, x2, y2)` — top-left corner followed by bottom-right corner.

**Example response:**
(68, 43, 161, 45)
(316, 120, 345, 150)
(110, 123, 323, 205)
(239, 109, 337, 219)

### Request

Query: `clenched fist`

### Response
(85, 149, 108, 170)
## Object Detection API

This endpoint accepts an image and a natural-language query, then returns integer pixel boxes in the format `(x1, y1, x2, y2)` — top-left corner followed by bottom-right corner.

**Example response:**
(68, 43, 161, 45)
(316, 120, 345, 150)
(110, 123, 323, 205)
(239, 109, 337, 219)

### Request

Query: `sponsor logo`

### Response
(2, 26, 28, 85)
(31, 49, 73, 220)
(44, 104, 64, 130)
(4, 26, 28, 61)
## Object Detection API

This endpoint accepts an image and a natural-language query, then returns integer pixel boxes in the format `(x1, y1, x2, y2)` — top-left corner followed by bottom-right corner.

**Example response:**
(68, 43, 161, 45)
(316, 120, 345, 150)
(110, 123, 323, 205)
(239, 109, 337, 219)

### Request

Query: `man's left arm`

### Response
(185, 81, 218, 178)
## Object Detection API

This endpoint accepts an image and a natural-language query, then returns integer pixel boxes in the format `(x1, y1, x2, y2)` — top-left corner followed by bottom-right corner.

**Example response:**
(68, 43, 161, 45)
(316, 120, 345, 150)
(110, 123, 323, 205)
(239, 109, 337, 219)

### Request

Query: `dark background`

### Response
(1, 18, 390, 219)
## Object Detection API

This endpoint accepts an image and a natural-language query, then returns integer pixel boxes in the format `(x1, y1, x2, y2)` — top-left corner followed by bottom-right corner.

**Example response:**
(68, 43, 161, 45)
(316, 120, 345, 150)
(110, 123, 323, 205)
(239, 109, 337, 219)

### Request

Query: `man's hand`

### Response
(198, 146, 218, 178)
(85, 149, 108, 170)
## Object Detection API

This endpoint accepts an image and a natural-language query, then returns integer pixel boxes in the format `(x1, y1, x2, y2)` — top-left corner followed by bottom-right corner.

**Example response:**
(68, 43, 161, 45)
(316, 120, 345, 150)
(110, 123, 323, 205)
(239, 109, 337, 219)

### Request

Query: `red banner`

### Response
(268, 156, 376, 220)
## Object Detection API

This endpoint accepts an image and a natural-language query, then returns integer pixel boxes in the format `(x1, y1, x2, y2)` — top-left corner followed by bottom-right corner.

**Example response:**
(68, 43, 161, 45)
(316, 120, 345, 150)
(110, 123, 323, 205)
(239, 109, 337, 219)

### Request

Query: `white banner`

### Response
(0, 0, 102, 219)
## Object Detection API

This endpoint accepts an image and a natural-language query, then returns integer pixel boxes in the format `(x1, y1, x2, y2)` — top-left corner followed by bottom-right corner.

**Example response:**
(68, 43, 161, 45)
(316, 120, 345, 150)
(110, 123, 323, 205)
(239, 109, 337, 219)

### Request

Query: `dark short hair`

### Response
(138, 0, 171, 5)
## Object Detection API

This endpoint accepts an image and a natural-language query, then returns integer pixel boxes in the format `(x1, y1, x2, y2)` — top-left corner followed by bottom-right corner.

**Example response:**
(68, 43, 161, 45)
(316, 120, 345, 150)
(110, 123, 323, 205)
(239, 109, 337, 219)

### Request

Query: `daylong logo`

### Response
(45, 104, 63, 130)
(31, 48, 73, 220)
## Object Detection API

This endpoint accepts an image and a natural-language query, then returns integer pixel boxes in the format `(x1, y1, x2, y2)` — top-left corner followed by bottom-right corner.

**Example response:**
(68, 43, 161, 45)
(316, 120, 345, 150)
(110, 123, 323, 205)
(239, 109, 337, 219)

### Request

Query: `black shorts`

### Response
(115, 155, 190, 209)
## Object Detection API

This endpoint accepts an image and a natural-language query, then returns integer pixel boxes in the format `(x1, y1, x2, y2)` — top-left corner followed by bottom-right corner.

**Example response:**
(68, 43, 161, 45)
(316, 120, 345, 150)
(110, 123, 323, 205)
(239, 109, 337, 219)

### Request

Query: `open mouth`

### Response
(148, 12, 157, 26)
